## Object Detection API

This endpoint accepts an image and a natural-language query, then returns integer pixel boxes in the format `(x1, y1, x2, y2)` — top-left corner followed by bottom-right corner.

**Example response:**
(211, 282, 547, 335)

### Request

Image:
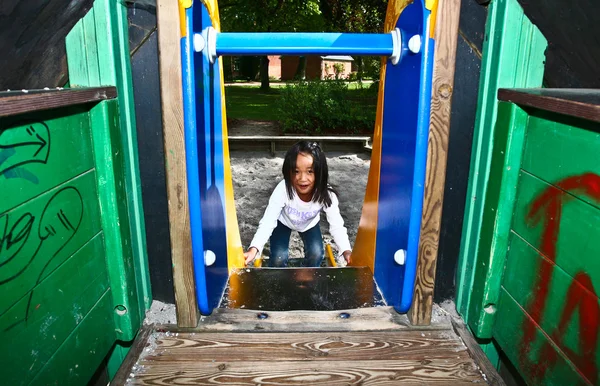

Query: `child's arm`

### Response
(245, 181, 287, 264)
(323, 192, 352, 262)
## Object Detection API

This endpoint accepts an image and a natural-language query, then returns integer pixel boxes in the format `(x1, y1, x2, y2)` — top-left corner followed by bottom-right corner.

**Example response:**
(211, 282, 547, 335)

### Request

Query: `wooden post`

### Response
(408, 0, 461, 325)
(156, 0, 199, 327)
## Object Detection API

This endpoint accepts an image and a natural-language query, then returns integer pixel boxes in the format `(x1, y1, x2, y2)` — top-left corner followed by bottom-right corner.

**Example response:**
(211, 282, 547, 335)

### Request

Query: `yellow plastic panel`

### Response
(220, 58, 245, 269)
(178, 0, 191, 37)
(351, 62, 384, 271)
(352, 0, 412, 271)
(384, 0, 412, 32)
(199, 0, 245, 269)
(201, 0, 222, 30)
(429, 0, 439, 38)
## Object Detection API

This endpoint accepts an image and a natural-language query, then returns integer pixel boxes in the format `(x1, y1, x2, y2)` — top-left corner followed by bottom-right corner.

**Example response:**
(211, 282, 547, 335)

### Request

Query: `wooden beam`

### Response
(498, 88, 600, 123)
(408, 0, 461, 325)
(110, 324, 154, 385)
(451, 319, 506, 385)
(0, 87, 116, 117)
(158, 307, 420, 333)
(156, 0, 199, 327)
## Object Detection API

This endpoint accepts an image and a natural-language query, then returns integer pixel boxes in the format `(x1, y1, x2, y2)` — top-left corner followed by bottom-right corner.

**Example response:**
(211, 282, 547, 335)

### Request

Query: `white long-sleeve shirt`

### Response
(250, 180, 352, 256)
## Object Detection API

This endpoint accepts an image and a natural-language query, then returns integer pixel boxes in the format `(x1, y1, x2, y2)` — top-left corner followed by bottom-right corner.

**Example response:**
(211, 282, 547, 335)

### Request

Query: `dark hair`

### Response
(282, 141, 335, 207)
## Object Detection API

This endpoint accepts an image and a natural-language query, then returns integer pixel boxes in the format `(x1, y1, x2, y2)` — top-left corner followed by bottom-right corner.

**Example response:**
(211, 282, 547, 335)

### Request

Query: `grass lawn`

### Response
(224, 84, 377, 122)
(224, 86, 282, 121)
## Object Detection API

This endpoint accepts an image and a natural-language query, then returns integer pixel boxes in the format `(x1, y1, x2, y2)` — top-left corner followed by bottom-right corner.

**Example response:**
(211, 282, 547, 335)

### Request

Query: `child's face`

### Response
(293, 152, 315, 200)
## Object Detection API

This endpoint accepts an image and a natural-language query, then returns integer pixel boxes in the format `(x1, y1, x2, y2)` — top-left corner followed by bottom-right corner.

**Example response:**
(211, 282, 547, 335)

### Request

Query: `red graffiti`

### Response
(520, 173, 600, 384)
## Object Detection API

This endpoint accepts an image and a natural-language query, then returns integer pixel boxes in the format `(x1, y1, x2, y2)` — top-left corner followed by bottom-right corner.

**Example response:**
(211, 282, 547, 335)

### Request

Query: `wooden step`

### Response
(122, 329, 494, 385)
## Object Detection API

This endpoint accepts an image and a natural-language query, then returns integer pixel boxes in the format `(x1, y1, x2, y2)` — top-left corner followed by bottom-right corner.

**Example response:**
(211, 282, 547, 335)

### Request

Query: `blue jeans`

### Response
(269, 221, 324, 267)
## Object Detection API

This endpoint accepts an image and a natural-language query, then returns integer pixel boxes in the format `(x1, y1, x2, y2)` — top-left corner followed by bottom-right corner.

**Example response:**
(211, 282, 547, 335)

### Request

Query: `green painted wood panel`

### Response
(503, 233, 599, 384)
(89, 100, 141, 341)
(521, 113, 600, 209)
(0, 170, 102, 316)
(456, 0, 547, 321)
(0, 234, 108, 385)
(494, 288, 588, 386)
(0, 108, 94, 213)
(466, 102, 529, 338)
(66, 0, 151, 316)
(512, 172, 600, 292)
(29, 290, 115, 386)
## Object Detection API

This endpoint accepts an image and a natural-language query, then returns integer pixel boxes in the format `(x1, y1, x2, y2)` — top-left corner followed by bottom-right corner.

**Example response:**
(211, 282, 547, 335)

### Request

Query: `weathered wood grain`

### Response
(159, 307, 450, 333)
(130, 359, 483, 385)
(112, 324, 155, 386)
(124, 318, 493, 384)
(452, 320, 506, 385)
(156, 0, 198, 327)
(0, 87, 116, 118)
(409, 0, 461, 325)
(145, 331, 467, 362)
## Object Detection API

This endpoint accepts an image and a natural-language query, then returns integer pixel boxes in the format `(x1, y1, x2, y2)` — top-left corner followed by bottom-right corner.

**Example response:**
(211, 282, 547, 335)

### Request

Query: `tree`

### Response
(319, 0, 388, 81)
(220, 0, 324, 89)
(319, 0, 387, 32)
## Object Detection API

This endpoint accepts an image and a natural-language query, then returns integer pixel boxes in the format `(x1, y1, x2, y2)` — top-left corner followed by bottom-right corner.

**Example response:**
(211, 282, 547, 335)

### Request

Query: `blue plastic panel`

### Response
(182, 3, 230, 315)
(181, 8, 209, 314)
(374, 0, 433, 313)
(217, 32, 394, 56)
(193, 3, 229, 313)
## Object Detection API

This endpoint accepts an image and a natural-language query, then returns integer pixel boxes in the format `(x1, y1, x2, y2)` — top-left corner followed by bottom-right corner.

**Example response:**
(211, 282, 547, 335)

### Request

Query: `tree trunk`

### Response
(260, 55, 270, 90)
(294, 56, 307, 80)
(357, 56, 363, 82)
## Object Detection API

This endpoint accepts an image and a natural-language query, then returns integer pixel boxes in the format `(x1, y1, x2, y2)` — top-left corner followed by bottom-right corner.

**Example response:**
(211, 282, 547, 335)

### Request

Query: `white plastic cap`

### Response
(394, 249, 406, 265)
(193, 33, 206, 52)
(408, 34, 422, 54)
(204, 250, 216, 266)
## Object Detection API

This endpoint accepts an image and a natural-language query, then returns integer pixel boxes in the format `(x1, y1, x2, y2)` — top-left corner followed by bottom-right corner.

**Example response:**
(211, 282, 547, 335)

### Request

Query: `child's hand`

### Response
(244, 247, 258, 266)
(342, 250, 351, 264)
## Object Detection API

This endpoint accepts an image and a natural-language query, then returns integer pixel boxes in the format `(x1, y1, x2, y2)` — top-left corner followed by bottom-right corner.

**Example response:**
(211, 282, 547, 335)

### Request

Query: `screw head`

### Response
(257, 312, 269, 320)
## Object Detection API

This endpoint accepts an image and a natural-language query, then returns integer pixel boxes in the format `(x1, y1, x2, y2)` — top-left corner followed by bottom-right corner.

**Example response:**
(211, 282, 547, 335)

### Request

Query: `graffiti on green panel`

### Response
(0, 171, 102, 330)
(495, 290, 587, 386)
(0, 235, 108, 386)
(522, 113, 600, 209)
(0, 111, 94, 213)
(511, 172, 600, 384)
(0, 121, 49, 180)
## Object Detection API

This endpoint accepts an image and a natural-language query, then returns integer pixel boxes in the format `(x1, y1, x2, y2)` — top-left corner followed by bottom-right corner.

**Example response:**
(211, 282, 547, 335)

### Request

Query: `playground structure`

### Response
(1, 0, 599, 384)
(181, 0, 435, 316)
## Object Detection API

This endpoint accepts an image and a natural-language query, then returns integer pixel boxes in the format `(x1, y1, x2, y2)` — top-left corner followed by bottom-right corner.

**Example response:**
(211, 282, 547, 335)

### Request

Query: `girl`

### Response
(244, 141, 352, 267)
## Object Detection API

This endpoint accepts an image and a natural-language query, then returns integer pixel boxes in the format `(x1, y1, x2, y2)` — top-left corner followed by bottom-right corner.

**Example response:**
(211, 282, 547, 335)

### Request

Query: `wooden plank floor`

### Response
(121, 308, 500, 385)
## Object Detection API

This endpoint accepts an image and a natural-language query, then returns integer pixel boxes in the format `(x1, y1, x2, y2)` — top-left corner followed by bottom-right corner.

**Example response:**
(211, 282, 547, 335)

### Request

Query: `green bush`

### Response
(362, 56, 381, 80)
(276, 80, 375, 135)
